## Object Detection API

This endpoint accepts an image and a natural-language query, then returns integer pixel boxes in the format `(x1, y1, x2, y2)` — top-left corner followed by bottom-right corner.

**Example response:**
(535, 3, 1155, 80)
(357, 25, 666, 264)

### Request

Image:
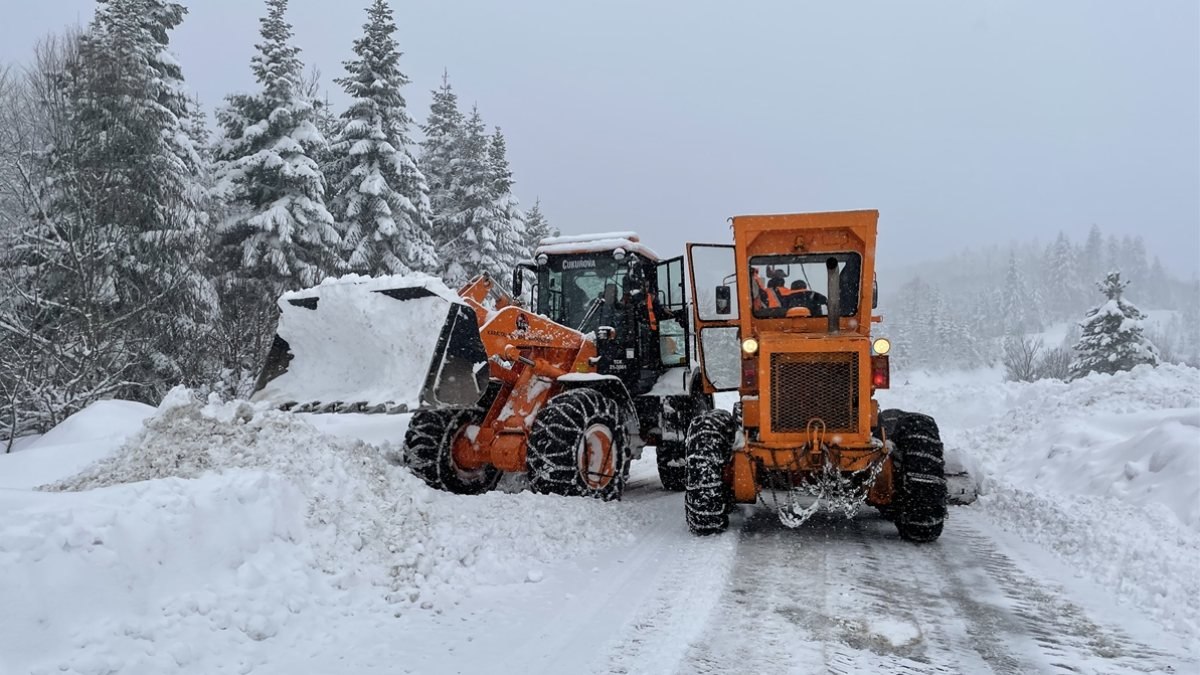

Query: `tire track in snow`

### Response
(596, 523, 738, 675)
(676, 505, 1194, 675)
(936, 511, 1187, 674)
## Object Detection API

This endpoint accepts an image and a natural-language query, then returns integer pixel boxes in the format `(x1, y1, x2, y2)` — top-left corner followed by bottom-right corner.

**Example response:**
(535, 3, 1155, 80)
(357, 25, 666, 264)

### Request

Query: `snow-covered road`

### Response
(678, 508, 1191, 675)
(341, 449, 1196, 675)
(2, 365, 1197, 674)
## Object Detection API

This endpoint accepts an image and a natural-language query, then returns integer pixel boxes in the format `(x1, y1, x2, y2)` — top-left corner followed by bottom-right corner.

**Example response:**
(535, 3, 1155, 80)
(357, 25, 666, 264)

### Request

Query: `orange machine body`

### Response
(450, 276, 598, 473)
(691, 210, 894, 505)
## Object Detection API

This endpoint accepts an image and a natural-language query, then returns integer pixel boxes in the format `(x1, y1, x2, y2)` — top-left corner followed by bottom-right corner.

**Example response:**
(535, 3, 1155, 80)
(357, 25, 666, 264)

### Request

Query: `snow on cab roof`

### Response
(535, 232, 660, 262)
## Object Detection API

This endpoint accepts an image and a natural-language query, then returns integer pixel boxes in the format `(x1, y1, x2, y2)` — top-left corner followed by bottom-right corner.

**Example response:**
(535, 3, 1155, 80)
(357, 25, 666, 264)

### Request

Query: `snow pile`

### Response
(255, 272, 468, 409)
(945, 364, 1199, 527)
(0, 397, 647, 674)
(0, 400, 155, 489)
(884, 364, 1200, 638)
(49, 396, 647, 594)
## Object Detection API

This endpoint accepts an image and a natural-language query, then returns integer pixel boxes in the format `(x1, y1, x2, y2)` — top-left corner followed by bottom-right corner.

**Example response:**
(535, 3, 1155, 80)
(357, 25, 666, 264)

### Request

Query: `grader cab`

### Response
(684, 210, 948, 542)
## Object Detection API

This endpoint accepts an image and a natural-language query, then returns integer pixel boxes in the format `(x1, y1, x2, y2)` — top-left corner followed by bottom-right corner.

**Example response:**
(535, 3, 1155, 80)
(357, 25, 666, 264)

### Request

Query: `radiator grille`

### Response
(769, 352, 859, 433)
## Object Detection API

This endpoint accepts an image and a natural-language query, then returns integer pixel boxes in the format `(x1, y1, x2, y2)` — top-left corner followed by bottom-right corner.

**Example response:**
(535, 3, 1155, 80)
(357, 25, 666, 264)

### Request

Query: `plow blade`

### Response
(944, 445, 979, 505)
(251, 275, 490, 413)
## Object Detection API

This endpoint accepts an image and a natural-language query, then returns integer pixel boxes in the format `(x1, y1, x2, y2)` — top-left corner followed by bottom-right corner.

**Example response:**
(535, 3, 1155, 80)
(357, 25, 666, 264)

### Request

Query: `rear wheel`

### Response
(874, 408, 904, 520)
(527, 388, 631, 501)
(405, 408, 500, 495)
(685, 409, 738, 535)
(891, 412, 947, 542)
(656, 441, 686, 491)
(660, 381, 713, 492)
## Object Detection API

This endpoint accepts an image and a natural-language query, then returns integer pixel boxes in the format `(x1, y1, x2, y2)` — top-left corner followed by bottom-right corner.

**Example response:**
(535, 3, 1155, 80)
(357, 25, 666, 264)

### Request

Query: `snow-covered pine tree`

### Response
(419, 71, 463, 253)
(1043, 231, 1085, 320)
(34, 0, 216, 401)
(522, 199, 558, 250)
(1069, 271, 1159, 379)
(997, 251, 1040, 334)
(214, 0, 338, 297)
(1175, 280, 1200, 367)
(1121, 235, 1150, 298)
(212, 0, 338, 393)
(328, 0, 436, 276)
(297, 66, 338, 171)
(888, 277, 939, 370)
(1081, 224, 1104, 289)
(1104, 235, 1121, 277)
(1145, 256, 1173, 308)
(435, 105, 497, 285)
(487, 126, 528, 279)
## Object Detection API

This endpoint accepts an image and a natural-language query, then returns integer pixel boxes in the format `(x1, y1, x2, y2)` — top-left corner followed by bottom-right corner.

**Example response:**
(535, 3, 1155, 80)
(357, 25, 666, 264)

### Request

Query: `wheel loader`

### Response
(684, 210, 948, 541)
(252, 232, 711, 500)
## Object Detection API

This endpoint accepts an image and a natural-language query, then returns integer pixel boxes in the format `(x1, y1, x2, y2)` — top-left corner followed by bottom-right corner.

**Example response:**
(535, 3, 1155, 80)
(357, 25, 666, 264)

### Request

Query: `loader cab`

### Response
(515, 233, 691, 396)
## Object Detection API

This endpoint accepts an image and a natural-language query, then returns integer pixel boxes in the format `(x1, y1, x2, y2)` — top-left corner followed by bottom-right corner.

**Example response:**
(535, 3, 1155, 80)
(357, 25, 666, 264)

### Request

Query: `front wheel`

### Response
(405, 408, 500, 495)
(527, 388, 631, 501)
(892, 412, 948, 543)
(685, 409, 738, 535)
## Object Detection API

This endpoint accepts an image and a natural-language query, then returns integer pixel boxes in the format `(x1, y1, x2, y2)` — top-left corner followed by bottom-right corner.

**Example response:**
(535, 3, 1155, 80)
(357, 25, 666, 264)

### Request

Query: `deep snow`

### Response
(880, 363, 1200, 637)
(1, 363, 1196, 673)
(0, 400, 154, 490)
(0, 393, 649, 675)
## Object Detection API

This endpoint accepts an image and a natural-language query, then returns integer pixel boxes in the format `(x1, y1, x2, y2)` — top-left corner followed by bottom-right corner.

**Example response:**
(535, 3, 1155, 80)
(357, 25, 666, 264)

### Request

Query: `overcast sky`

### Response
(2, 0, 1197, 276)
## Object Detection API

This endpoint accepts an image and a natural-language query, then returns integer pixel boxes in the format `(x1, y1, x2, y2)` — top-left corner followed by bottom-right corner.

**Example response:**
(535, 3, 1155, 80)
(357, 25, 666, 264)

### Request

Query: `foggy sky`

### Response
(2, 0, 1197, 276)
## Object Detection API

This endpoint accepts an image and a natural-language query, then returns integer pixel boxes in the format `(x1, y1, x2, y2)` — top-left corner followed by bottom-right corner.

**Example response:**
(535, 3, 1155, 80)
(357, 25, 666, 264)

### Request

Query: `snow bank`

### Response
(940, 364, 1200, 528)
(0, 471, 309, 674)
(0, 398, 648, 674)
(883, 364, 1200, 639)
(0, 400, 154, 489)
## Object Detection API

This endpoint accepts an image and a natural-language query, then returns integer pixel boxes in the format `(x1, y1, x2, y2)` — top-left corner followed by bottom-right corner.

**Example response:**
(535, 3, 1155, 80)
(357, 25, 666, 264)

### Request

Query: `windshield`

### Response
(537, 255, 629, 329)
(749, 253, 861, 319)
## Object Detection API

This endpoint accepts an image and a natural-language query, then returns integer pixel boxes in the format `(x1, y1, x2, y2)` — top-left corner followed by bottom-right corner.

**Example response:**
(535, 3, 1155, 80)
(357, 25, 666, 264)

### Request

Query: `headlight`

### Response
(872, 337, 891, 356)
(536, 253, 549, 266)
(741, 338, 759, 355)
(613, 247, 627, 261)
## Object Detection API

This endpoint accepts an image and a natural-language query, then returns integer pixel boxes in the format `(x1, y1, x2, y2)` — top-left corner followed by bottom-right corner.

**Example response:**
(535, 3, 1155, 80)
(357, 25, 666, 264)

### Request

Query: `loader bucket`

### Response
(251, 275, 490, 413)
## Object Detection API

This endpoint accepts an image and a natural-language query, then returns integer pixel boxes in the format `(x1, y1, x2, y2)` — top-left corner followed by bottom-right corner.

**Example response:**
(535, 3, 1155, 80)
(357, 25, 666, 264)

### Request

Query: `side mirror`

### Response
(715, 285, 732, 315)
(512, 267, 523, 297)
(872, 276, 878, 309)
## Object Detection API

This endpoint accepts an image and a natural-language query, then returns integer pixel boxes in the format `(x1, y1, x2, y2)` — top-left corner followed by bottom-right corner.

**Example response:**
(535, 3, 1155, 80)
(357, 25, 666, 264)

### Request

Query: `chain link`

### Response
(764, 440, 889, 529)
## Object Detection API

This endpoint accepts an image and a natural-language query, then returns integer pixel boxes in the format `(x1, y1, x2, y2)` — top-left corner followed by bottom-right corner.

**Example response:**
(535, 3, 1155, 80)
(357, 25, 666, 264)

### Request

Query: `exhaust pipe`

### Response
(826, 257, 840, 334)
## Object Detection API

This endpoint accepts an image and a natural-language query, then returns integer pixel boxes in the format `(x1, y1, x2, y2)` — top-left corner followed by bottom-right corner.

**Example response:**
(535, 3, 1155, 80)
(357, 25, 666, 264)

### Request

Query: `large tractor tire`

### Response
(873, 408, 904, 521)
(656, 441, 686, 492)
(527, 388, 631, 501)
(685, 409, 738, 535)
(659, 381, 714, 492)
(405, 408, 501, 495)
(891, 412, 948, 543)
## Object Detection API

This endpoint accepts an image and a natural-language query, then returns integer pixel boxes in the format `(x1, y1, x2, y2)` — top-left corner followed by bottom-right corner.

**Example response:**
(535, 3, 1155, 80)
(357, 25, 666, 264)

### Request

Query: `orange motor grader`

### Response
(684, 210, 947, 541)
